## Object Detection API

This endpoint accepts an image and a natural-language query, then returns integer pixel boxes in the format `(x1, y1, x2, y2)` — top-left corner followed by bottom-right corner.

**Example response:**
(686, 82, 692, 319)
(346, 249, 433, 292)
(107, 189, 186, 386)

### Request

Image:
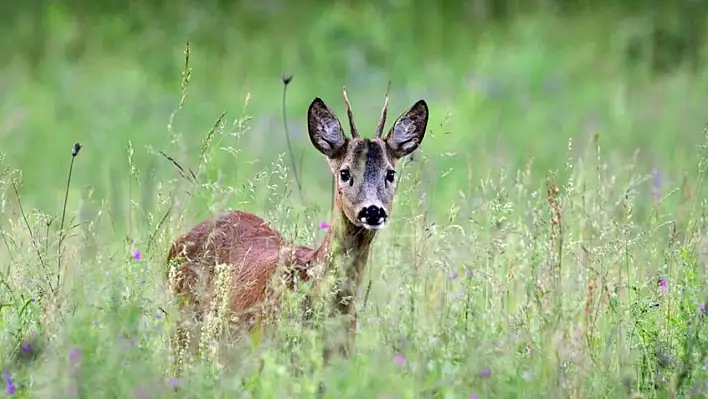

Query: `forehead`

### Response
(342, 138, 391, 170)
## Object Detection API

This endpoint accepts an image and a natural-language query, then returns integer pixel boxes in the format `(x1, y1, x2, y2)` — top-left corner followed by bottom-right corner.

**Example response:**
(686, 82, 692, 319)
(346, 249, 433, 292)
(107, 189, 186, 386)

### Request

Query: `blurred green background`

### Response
(2, 2, 708, 396)
(1, 0, 707, 224)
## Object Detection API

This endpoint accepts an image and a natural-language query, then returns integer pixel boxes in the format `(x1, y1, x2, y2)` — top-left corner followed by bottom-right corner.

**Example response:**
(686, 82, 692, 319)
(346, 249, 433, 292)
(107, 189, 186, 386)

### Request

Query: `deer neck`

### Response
(312, 207, 377, 313)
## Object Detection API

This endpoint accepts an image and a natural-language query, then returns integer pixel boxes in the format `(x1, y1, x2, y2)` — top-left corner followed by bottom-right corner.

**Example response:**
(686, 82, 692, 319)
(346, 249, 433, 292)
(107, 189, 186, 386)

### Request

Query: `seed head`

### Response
(72, 143, 82, 157)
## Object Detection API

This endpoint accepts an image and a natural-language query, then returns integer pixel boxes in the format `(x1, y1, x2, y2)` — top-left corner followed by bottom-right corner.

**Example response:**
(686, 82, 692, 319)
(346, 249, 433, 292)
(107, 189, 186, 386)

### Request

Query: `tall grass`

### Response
(2, 3, 708, 398)
(2, 50, 708, 396)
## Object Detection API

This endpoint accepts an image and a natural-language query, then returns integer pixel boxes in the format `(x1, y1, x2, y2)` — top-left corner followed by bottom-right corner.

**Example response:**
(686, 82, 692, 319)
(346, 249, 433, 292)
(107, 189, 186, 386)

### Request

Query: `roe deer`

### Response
(166, 86, 429, 364)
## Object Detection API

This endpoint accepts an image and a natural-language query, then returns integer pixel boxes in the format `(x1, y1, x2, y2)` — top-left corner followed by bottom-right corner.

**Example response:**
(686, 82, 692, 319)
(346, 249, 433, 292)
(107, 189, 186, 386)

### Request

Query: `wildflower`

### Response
(658, 278, 668, 296)
(700, 304, 706, 313)
(319, 221, 329, 230)
(168, 378, 181, 388)
(465, 269, 472, 278)
(480, 368, 491, 378)
(3, 371, 16, 395)
(69, 347, 82, 362)
(132, 250, 141, 261)
(20, 343, 30, 352)
(469, 395, 479, 399)
(394, 353, 405, 366)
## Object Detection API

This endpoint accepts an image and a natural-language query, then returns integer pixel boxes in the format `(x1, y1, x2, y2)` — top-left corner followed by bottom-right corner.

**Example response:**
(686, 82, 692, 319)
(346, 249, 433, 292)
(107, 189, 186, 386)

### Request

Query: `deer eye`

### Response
(339, 169, 351, 183)
(385, 169, 396, 184)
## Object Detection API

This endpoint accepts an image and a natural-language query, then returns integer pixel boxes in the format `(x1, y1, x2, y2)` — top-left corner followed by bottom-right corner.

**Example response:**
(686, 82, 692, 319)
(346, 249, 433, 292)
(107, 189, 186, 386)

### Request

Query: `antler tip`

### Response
(342, 85, 358, 138)
(375, 82, 391, 138)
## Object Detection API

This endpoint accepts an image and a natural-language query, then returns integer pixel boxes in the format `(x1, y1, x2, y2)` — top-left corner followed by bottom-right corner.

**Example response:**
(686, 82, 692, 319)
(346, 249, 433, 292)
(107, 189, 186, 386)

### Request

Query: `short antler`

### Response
(375, 81, 392, 138)
(342, 86, 359, 138)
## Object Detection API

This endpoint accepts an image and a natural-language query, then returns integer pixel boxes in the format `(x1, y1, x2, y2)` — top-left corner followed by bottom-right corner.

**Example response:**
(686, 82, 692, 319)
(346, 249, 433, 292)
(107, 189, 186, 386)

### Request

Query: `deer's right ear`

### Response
(308, 98, 347, 158)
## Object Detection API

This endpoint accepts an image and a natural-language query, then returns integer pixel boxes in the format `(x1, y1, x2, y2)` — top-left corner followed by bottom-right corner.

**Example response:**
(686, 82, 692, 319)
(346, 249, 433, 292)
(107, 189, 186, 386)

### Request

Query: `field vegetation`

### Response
(2, 1, 708, 397)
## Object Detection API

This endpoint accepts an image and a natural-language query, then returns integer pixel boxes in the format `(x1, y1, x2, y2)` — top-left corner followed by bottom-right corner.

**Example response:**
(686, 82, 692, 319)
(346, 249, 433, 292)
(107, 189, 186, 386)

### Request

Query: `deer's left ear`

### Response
(384, 100, 428, 159)
(308, 98, 348, 158)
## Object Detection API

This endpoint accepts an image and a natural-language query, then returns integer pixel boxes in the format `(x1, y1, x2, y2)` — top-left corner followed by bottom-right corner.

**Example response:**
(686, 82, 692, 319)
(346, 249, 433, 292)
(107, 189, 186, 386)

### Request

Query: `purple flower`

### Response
(394, 353, 405, 366)
(168, 378, 181, 388)
(3, 371, 15, 395)
(132, 250, 141, 261)
(700, 304, 706, 313)
(465, 269, 472, 278)
(448, 271, 459, 280)
(658, 278, 668, 296)
(69, 347, 82, 362)
(21, 343, 30, 352)
(480, 368, 491, 378)
(469, 395, 479, 399)
(319, 221, 329, 230)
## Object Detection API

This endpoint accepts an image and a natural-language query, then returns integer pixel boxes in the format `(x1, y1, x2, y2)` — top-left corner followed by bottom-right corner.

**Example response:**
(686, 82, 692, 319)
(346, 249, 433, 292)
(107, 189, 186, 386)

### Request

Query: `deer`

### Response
(166, 85, 429, 366)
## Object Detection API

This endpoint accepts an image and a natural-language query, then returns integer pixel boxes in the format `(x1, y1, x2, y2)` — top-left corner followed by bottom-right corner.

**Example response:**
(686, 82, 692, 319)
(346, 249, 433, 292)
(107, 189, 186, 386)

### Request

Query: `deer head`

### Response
(307, 86, 429, 230)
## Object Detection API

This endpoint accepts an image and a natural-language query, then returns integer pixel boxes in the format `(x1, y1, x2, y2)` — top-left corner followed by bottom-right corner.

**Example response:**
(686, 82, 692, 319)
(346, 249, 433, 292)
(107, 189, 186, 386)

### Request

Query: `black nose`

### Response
(357, 205, 387, 226)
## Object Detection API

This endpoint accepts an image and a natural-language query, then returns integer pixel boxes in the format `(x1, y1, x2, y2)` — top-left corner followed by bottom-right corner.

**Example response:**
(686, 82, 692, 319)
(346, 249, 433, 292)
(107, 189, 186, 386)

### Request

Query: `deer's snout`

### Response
(357, 205, 387, 229)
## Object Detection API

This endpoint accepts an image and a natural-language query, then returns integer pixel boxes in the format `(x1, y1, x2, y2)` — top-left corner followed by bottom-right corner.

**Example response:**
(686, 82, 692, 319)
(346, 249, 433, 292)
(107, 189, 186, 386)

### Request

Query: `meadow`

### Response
(2, 2, 708, 398)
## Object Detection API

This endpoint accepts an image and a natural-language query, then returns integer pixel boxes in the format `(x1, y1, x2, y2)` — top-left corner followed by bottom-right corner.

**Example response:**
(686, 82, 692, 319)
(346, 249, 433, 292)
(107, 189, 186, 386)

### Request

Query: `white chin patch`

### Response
(361, 218, 386, 230)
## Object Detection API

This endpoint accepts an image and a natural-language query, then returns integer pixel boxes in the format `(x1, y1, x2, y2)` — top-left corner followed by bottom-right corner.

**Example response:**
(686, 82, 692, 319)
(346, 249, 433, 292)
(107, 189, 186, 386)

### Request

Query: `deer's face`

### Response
(307, 91, 428, 230)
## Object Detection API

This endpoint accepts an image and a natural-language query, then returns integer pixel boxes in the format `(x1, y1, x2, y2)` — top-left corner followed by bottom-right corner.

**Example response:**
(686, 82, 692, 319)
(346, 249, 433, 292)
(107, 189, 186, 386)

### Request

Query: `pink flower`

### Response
(394, 353, 405, 366)
(319, 221, 329, 230)
(4, 371, 16, 395)
(132, 250, 141, 261)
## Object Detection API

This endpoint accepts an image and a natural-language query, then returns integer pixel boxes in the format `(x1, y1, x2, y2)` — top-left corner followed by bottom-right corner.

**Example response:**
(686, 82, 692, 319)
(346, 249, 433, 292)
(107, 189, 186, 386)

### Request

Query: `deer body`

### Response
(167, 87, 429, 363)
(167, 211, 310, 325)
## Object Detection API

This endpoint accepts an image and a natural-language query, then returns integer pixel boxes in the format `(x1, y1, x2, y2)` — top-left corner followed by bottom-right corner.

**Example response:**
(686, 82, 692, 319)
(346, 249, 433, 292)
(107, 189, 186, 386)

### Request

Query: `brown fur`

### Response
(166, 87, 429, 365)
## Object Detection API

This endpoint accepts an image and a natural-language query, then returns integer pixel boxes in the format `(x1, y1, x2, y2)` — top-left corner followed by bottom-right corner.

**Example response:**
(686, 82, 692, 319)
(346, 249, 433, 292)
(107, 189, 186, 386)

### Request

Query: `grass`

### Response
(2, 2, 708, 398)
